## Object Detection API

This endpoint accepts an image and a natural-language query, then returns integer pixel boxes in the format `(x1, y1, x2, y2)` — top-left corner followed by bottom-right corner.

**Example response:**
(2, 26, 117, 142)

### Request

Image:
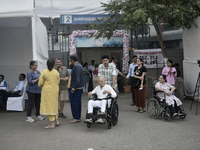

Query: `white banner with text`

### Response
(134, 49, 164, 68)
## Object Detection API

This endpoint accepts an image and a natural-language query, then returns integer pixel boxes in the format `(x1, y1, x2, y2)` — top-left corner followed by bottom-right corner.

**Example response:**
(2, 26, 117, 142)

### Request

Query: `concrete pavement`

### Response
(0, 93, 200, 150)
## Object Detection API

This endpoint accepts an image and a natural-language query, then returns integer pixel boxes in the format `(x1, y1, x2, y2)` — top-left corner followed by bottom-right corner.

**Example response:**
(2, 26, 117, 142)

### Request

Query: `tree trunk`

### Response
(153, 23, 167, 59)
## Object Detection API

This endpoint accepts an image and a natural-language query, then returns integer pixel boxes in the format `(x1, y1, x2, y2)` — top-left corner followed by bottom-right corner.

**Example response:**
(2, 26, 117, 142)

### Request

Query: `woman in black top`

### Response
(133, 58, 147, 113)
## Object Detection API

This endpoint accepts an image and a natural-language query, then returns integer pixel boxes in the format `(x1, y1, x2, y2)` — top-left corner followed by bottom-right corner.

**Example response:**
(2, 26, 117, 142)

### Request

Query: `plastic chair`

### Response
(6, 81, 27, 111)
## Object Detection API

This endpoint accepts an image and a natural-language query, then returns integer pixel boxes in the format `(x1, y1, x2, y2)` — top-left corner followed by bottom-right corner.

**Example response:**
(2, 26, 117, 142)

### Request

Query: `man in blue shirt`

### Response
(68, 54, 84, 123)
(0, 75, 7, 94)
(126, 55, 138, 106)
(2, 73, 26, 108)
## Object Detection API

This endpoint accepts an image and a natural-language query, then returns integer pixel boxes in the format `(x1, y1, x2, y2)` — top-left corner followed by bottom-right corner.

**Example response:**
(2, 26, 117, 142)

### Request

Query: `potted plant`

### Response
(122, 77, 131, 93)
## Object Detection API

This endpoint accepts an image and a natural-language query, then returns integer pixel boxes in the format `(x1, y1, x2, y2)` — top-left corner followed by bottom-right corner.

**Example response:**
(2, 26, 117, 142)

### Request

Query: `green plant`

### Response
(90, 0, 200, 59)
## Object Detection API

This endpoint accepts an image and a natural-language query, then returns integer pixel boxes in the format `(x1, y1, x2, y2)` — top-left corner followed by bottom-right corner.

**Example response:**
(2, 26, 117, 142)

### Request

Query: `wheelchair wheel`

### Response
(147, 98, 160, 119)
(87, 123, 91, 128)
(107, 120, 112, 129)
(162, 106, 171, 121)
(111, 102, 119, 126)
(179, 115, 186, 119)
(162, 112, 170, 121)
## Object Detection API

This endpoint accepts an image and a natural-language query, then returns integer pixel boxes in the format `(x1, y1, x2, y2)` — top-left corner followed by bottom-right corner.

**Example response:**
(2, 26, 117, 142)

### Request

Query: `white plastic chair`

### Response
(6, 81, 27, 111)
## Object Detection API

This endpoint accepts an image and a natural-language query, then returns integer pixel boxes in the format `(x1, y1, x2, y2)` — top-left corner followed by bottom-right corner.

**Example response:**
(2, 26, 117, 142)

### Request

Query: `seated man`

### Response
(85, 77, 117, 124)
(2, 73, 26, 108)
(0, 74, 8, 94)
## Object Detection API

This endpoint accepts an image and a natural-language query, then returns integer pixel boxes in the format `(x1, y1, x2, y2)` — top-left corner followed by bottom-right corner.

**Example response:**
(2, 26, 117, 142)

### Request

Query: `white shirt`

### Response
(92, 84, 117, 99)
(14, 80, 25, 96)
(127, 62, 138, 78)
(88, 65, 95, 78)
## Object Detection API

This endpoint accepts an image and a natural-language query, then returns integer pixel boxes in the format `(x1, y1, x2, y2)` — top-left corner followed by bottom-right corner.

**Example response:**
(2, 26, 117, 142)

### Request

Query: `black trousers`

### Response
(88, 77, 93, 92)
(2, 92, 20, 106)
(27, 92, 41, 117)
(169, 100, 180, 115)
(131, 77, 136, 103)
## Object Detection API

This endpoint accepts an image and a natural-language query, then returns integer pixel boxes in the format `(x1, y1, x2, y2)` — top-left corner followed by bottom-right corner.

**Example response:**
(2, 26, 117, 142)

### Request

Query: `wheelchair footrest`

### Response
(86, 114, 106, 119)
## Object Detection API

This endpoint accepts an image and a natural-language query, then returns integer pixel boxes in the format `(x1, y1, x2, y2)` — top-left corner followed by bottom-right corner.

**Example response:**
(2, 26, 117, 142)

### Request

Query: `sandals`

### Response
(44, 125, 55, 129)
(135, 108, 141, 112)
(55, 123, 60, 127)
(139, 109, 146, 113)
(96, 118, 105, 124)
(84, 119, 93, 124)
(70, 119, 81, 123)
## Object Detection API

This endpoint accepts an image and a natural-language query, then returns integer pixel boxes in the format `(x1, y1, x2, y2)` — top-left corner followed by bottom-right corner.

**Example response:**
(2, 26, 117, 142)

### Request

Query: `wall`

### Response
(77, 47, 123, 65)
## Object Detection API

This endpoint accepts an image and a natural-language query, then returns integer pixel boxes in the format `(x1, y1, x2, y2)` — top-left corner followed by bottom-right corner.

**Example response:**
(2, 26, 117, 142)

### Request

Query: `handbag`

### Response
(133, 79, 140, 88)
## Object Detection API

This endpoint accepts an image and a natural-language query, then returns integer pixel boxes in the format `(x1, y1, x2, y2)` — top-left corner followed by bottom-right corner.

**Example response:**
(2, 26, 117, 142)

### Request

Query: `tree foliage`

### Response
(90, 0, 200, 58)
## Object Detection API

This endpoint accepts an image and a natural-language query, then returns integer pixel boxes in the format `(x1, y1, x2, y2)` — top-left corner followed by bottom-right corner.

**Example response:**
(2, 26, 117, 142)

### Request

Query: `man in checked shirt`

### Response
(98, 55, 117, 91)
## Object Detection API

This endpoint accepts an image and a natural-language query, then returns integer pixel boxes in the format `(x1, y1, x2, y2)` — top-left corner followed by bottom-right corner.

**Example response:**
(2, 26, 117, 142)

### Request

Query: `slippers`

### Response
(55, 123, 60, 127)
(139, 109, 145, 113)
(135, 108, 141, 112)
(44, 125, 55, 129)
(70, 119, 81, 123)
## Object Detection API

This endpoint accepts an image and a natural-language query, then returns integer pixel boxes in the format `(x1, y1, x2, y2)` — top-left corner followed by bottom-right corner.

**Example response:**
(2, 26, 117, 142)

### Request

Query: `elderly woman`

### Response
(155, 74, 183, 117)
(38, 59, 60, 129)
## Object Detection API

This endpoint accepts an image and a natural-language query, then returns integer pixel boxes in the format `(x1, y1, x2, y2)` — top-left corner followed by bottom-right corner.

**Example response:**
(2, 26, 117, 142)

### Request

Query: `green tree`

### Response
(90, 0, 200, 58)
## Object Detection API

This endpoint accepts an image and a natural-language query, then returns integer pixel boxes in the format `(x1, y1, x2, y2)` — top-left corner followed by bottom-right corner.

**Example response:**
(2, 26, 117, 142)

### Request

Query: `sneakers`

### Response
(26, 117, 36, 123)
(35, 115, 45, 121)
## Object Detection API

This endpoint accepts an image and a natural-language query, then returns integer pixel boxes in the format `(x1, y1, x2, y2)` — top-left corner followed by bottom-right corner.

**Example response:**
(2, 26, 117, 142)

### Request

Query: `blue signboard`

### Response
(60, 14, 109, 24)
(76, 37, 123, 47)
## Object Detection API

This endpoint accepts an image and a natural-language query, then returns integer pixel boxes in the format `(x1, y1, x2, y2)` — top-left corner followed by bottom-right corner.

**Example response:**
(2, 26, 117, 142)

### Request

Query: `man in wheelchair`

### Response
(84, 77, 117, 124)
(155, 74, 184, 117)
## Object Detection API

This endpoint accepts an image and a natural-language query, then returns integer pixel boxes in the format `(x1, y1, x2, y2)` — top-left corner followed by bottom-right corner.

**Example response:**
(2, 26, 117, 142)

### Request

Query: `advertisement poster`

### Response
(134, 49, 164, 68)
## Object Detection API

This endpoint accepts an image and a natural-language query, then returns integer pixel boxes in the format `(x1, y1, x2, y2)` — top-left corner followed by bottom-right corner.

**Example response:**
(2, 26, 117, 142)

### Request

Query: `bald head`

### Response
(98, 77, 106, 87)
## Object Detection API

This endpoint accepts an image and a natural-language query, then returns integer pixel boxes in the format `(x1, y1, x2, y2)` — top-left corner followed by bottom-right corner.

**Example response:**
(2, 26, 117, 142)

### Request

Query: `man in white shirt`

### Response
(84, 77, 117, 124)
(2, 73, 26, 107)
(126, 55, 138, 106)
(88, 60, 95, 91)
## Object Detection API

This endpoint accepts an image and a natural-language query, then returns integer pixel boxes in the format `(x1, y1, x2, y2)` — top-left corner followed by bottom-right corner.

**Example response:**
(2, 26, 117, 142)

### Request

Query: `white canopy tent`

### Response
(183, 17, 200, 97)
(0, 0, 48, 89)
(35, 0, 109, 18)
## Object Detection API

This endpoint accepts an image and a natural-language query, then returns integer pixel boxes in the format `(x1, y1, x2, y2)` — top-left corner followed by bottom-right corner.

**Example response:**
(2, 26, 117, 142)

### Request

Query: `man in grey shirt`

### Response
(55, 58, 69, 118)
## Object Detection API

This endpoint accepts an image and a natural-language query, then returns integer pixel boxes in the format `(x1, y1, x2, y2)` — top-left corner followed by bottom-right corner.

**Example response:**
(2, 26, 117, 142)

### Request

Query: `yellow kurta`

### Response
(38, 69, 60, 115)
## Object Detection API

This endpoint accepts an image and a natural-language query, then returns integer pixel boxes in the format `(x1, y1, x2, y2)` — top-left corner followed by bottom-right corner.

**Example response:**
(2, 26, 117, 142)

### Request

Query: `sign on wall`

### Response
(60, 14, 109, 24)
(76, 37, 123, 47)
(134, 49, 164, 68)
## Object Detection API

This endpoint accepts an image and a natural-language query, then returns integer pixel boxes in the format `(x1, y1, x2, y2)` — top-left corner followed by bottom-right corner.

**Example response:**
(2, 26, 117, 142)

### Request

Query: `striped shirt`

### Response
(98, 63, 117, 87)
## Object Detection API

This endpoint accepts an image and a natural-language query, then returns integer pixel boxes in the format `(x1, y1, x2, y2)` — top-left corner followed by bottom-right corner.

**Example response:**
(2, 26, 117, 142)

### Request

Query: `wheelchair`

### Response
(85, 94, 119, 129)
(147, 88, 187, 121)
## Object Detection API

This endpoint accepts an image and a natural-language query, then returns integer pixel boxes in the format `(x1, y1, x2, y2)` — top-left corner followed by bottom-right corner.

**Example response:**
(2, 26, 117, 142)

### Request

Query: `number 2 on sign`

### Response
(65, 16, 70, 22)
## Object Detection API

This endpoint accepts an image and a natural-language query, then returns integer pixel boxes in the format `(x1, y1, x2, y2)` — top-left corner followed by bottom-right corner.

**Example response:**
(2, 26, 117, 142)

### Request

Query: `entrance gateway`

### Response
(60, 14, 129, 74)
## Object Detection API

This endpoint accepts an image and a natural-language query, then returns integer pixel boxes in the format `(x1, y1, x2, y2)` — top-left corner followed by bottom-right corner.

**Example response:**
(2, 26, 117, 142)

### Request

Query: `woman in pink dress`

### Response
(162, 59, 177, 89)
(92, 64, 99, 89)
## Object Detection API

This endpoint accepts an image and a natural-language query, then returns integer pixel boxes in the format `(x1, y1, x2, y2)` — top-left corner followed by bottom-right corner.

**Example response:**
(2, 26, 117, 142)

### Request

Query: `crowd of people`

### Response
(0, 54, 183, 128)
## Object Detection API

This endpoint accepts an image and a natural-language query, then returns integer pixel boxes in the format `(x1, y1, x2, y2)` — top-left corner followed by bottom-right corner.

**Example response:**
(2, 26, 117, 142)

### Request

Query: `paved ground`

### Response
(0, 93, 200, 150)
